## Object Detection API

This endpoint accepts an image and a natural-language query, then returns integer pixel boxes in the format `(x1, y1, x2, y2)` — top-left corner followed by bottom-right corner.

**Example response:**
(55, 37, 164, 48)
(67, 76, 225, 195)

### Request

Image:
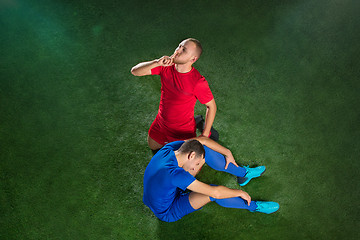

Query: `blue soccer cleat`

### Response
(250, 201, 280, 214)
(237, 166, 266, 186)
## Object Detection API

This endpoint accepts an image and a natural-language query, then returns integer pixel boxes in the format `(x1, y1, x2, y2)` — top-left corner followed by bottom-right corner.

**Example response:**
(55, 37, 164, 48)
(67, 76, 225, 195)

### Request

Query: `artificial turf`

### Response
(1, 0, 359, 239)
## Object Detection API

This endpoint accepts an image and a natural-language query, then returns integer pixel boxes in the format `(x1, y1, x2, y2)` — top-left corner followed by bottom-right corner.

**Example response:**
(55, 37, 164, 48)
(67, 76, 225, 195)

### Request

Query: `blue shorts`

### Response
(157, 192, 200, 222)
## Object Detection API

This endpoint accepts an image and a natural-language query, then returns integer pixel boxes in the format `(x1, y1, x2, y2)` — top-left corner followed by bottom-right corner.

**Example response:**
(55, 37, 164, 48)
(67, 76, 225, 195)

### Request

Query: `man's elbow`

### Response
(130, 67, 139, 76)
(206, 99, 217, 110)
(212, 100, 217, 111)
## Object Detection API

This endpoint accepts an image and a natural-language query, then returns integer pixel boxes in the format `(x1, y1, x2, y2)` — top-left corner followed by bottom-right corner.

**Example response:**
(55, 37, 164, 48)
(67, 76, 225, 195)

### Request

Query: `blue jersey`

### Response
(143, 141, 196, 220)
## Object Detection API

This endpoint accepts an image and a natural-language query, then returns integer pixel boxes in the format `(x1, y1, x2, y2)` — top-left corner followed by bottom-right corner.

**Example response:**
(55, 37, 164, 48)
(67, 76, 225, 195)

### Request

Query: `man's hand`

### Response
(198, 133, 210, 138)
(156, 55, 174, 67)
(239, 190, 251, 206)
(224, 151, 239, 169)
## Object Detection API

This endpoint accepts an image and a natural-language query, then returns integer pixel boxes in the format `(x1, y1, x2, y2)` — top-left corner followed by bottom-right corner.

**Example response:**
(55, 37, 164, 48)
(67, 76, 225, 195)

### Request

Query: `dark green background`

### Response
(1, 0, 359, 239)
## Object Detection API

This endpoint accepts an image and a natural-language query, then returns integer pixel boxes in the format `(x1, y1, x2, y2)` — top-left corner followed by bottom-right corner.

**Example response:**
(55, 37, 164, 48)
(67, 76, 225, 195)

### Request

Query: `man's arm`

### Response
(187, 179, 251, 205)
(201, 99, 217, 137)
(130, 55, 174, 76)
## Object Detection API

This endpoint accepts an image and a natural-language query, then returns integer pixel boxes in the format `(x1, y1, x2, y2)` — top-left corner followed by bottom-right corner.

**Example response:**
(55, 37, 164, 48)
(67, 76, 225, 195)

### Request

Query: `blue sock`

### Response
(209, 196, 257, 211)
(204, 146, 246, 177)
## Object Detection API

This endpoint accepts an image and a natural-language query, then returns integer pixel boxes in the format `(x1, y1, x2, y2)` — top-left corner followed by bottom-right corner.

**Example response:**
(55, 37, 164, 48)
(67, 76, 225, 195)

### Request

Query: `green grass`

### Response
(1, 0, 359, 239)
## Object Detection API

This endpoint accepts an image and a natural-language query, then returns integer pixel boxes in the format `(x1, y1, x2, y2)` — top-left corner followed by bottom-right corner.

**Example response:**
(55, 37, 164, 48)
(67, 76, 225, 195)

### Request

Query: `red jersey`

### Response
(151, 65, 213, 131)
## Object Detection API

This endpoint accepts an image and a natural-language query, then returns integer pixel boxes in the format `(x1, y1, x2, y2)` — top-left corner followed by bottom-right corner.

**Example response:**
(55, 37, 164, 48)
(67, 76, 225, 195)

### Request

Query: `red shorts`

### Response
(148, 116, 197, 145)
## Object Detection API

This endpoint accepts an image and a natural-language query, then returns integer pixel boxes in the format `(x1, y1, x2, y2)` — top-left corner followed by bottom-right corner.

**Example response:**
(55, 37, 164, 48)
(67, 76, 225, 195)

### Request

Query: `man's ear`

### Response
(188, 151, 196, 160)
(191, 56, 198, 63)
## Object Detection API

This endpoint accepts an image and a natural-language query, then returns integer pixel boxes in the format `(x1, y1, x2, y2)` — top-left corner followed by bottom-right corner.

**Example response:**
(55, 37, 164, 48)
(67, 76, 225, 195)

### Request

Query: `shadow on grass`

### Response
(156, 211, 223, 240)
(155, 206, 288, 240)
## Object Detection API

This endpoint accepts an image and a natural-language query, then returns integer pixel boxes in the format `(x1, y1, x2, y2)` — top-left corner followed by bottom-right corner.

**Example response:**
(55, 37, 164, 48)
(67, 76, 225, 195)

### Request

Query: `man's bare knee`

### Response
(147, 135, 164, 150)
(189, 192, 211, 210)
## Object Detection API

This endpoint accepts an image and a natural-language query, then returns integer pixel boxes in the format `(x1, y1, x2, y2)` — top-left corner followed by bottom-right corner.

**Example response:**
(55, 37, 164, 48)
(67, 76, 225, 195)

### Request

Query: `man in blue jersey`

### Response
(143, 137, 279, 222)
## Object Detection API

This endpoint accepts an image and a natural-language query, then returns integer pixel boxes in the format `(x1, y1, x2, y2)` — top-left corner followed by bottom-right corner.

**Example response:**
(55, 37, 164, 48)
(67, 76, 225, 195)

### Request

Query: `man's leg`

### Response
(165, 192, 205, 222)
(189, 192, 259, 212)
(204, 146, 266, 186)
(147, 135, 163, 151)
(204, 145, 247, 177)
(209, 196, 257, 211)
(147, 118, 166, 153)
(211, 196, 279, 214)
(169, 190, 260, 222)
(188, 182, 254, 211)
(188, 192, 212, 210)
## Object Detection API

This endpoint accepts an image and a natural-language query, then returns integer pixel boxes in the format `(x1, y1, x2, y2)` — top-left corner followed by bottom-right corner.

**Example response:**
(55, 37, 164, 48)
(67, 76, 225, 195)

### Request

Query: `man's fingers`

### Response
(158, 56, 172, 66)
(247, 196, 251, 206)
(158, 55, 174, 66)
(225, 160, 238, 169)
(165, 58, 174, 66)
(164, 57, 173, 66)
(240, 191, 251, 206)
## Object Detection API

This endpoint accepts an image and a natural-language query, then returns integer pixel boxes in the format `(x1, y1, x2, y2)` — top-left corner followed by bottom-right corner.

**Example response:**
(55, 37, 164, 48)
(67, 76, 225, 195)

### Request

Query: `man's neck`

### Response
(175, 63, 193, 73)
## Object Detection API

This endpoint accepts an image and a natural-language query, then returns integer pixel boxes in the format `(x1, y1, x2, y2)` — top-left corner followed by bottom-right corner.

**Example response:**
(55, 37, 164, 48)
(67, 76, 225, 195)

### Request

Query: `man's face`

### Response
(172, 40, 198, 64)
(183, 153, 205, 175)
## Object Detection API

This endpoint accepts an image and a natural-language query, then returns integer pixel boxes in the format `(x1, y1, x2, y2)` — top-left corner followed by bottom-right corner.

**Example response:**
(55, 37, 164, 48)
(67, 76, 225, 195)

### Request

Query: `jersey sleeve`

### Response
(163, 141, 185, 151)
(194, 77, 214, 104)
(151, 66, 163, 75)
(170, 167, 196, 191)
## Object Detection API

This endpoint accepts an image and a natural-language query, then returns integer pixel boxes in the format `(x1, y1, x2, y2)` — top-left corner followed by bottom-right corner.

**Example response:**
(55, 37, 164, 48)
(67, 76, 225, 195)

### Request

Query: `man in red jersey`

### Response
(131, 38, 218, 151)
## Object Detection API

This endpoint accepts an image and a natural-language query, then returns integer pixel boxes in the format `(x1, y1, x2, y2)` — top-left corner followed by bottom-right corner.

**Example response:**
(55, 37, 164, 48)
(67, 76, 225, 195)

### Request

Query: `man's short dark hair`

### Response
(178, 139, 205, 158)
(186, 38, 203, 57)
